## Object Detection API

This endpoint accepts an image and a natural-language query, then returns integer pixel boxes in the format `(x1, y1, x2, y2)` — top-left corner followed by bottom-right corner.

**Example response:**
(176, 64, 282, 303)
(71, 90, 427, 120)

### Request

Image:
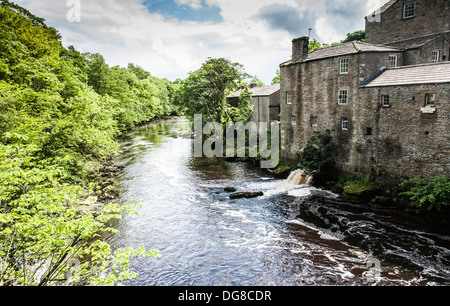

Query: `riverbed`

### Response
(109, 118, 450, 286)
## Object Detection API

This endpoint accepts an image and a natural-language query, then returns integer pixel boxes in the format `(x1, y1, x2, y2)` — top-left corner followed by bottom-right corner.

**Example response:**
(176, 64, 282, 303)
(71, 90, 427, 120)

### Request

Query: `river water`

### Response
(109, 118, 450, 286)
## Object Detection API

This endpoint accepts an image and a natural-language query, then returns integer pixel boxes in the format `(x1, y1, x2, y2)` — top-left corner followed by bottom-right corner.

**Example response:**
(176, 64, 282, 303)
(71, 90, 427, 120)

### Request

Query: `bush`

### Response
(297, 129, 335, 176)
(400, 177, 450, 212)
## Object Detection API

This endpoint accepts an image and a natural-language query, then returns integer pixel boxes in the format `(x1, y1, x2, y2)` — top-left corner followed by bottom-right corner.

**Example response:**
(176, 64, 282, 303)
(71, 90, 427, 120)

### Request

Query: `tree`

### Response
(341, 30, 365, 43)
(181, 57, 251, 124)
(271, 69, 280, 84)
(308, 39, 330, 52)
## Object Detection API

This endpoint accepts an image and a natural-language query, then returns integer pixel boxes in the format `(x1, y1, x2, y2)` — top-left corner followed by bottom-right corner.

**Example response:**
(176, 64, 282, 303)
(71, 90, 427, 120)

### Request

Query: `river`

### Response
(109, 118, 450, 286)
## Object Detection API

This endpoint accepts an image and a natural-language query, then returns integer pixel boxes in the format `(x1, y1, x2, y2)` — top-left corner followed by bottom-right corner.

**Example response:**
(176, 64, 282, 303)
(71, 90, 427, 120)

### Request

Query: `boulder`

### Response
(224, 187, 237, 192)
(229, 191, 264, 199)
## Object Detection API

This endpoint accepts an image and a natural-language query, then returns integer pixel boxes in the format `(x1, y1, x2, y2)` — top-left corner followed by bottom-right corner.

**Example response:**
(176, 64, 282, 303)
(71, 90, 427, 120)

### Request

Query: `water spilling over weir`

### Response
(109, 118, 450, 286)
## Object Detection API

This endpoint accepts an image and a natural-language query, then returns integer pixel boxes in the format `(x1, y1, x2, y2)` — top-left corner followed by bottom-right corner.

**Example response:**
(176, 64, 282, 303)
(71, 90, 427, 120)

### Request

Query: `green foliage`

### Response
(341, 30, 365, 43)
(271, 69, 280, 85)
(308, 39, 330, 52)
(0, 3, 167, 285)
(400, 177, 450, 212)
(180, 57, 252, 124)
(298, 129, 335, 176)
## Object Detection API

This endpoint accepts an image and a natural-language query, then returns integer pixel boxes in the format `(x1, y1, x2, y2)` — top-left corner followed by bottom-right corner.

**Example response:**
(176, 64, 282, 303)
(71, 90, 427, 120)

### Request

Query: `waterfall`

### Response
(286, 169, 313, 186)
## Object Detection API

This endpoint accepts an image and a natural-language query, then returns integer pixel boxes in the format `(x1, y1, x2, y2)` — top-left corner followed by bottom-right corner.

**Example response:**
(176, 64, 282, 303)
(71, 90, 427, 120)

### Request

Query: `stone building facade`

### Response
(280, 0, 449, 179)
(227, 84, 280, 124)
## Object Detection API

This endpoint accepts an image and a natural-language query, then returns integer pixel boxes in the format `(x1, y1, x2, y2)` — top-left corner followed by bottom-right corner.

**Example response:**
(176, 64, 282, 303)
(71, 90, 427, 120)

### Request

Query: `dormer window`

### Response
(403, 2, 415, 19)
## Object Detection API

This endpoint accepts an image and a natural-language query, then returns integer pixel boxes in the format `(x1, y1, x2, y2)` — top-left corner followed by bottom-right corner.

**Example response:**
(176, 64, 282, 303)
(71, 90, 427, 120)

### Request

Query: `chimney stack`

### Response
(292, 37, 309, 64)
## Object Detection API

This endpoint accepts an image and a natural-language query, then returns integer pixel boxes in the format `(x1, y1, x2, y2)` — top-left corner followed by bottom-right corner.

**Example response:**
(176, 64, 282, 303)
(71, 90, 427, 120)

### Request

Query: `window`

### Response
(338, 90, 348, 105)
(403, 2, 415, 19)
(425, 93, 436, 107)
(310, 116, 318, 127)
(367, 128, 373, 136)
(286, 92, 292, 105)
(341, 118, 349, 131)
(339, 58, 349, 74)
(291, 116, 296, 126)
(381, 95, 390, 107)
(389, 55, 398, 68)
(431, 51, 440, 63)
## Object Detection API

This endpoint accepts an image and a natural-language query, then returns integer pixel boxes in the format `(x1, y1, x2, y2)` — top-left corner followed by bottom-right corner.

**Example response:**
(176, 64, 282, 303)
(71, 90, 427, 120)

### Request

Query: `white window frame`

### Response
(431, 50, 440, 63)
(338, 89, 348, 105)
(286, 92, 292, 105)
(381, 94, 390, 108)
(339, 58, 349, 74)
(389, 55, 398, 68)
(403, 2, 415, 19)
(341, 118, 349, 131)
(291, 116, 297, 126)
(424, 93, 436, 107)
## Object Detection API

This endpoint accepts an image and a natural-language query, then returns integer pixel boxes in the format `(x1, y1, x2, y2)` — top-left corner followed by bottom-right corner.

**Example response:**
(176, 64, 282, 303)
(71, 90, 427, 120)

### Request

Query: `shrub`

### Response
(400, 177, 450, 212)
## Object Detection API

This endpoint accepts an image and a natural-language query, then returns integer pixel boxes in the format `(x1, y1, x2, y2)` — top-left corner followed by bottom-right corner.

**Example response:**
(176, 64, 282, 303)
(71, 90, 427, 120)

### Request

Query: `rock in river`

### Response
(224, 187, 237, 192)
(229, 191, 264, 199)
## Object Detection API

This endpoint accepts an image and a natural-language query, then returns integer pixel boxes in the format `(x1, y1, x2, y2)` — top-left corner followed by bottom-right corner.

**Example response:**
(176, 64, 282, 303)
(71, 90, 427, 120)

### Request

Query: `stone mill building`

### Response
(279, 0, 450, 179)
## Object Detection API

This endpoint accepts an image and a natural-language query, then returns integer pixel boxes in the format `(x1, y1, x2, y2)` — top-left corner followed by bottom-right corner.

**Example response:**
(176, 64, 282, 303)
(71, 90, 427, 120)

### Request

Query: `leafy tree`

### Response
(342, 30, 365, 43)
(298, 129, 335, 176)
(272, 69, 280, 84)
(249, 75, 265, 87)
(308, 39, 330, 52)
(0, 2, 167, 285)
(181, 57, 251, 124)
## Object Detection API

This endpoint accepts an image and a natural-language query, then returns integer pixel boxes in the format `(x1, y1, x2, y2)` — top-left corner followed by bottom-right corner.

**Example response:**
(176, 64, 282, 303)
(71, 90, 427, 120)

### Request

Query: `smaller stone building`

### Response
(358, 62, 450, 178)
(227, 84, 280, 124)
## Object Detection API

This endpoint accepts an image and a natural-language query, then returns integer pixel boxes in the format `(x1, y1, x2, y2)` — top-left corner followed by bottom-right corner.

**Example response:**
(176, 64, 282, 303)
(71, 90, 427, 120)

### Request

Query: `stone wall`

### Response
(397, 33, 450, 66)
(358, 83, 450, 179)
(366, 0, 450, 45)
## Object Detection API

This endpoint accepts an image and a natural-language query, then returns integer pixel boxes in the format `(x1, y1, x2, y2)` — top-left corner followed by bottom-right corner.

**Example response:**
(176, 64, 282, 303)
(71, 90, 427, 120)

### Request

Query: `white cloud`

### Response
(176, 0, 203, 10)
(12, 0, 382, 84)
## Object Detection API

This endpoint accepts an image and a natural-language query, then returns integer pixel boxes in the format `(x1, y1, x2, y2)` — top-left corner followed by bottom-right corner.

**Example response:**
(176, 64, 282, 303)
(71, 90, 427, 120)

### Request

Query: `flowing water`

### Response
(109, 118, 450, 286)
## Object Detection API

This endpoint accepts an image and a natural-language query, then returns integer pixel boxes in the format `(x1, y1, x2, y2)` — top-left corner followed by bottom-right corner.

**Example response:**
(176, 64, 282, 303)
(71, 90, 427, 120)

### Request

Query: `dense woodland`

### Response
(0, 1, 183, 285)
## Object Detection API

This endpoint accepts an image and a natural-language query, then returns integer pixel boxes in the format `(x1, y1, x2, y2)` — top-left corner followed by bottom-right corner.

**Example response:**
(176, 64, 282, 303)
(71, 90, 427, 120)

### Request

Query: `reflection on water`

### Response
(110, 118, 450, 286)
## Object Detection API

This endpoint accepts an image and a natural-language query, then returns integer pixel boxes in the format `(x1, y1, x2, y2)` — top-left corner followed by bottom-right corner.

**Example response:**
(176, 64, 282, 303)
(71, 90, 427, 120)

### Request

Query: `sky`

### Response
(13, 0, 390, 84)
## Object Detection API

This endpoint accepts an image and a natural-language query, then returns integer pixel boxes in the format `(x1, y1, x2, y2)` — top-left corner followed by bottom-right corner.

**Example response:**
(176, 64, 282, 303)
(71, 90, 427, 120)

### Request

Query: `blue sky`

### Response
(143, 0, 223, 22)
(13, 0, 390, 84)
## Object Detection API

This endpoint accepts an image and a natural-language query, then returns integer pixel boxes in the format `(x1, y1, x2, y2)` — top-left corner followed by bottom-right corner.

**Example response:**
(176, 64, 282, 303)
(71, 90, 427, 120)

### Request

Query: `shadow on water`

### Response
(109, 118, 450, 286)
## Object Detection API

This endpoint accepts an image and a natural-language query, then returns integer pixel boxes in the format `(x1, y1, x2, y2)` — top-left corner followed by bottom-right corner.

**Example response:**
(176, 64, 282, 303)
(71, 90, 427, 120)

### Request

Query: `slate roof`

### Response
(281, 41, 402, 66)
(362, 62, 450, 87)
(369, 0, 397, 15)
(227, 84, 280, 98)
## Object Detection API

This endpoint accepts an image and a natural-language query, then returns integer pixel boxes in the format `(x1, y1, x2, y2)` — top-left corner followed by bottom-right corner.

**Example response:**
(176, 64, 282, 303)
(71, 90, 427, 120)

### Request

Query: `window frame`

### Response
(389, 55, 398, 68)
(403, 2, 415, 19)
(310, 116, 318, 127)
(338, 89, 349, 105)
(286, 91, 292, 105)
(424, 93, 436, 107)
(431, 50, 440, 63)
(381, 94, 390, 108)
(339, 58, 349, 75)
(341, 118, 349, 131)
(291, 115, 297, 126)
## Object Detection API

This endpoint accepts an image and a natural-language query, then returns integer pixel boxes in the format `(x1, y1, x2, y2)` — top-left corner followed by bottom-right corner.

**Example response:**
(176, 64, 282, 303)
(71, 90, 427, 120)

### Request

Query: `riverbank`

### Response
(269, 160, 450, 226)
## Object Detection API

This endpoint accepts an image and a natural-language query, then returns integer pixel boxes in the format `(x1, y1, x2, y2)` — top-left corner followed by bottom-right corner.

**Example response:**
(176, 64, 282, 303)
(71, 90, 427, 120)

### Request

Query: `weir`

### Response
(286, 169, 313, 186)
